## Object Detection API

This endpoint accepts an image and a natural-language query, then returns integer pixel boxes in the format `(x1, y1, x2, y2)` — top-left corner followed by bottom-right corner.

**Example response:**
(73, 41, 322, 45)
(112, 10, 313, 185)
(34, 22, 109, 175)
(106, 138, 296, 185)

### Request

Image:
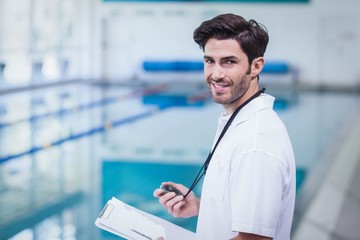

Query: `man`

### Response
(153, 13, 296, 240)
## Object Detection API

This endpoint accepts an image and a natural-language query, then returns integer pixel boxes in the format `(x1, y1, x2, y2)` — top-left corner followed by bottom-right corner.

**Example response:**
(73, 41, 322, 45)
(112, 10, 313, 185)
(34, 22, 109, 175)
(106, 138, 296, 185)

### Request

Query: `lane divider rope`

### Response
(0, 91, 210, 164)
(0, 84, 168, 129)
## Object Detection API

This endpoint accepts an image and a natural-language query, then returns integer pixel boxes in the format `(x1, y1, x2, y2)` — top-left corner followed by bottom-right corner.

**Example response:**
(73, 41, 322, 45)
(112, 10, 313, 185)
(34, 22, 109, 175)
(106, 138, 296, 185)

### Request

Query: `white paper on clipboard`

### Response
(95, 197, 196, 240)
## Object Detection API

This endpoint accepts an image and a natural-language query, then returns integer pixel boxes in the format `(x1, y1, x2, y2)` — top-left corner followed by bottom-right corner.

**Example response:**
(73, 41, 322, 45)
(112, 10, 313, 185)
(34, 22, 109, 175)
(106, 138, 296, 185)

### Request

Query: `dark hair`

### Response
(193, 13, 269, 65)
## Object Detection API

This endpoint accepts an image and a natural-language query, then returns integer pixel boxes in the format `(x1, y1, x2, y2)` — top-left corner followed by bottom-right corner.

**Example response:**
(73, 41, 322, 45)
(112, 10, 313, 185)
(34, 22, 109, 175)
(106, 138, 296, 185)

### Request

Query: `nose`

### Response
(210, 64, 225, 80)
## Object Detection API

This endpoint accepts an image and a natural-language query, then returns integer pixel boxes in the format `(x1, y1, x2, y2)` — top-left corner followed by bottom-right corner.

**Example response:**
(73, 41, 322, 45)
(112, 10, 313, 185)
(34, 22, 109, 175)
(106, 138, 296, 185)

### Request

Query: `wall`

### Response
(93, 0, 360, 87)
(0, 0, 95, 83)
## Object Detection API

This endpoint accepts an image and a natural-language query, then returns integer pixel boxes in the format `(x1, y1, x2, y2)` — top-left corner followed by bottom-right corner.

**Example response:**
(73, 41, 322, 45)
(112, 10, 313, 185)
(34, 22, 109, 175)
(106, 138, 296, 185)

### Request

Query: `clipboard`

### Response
(95, 197, 196, 240)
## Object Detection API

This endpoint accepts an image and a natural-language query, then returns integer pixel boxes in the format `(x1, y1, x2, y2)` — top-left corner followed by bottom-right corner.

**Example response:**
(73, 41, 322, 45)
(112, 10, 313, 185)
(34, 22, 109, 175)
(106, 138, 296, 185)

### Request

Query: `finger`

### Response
(165, 195, 184, 210)
(170, 201, 186, 217)
(173, 199, 185, 212)
(172, 200, 186, 217)
(158, 192, 176, 206)
(153, 188, 165, 198)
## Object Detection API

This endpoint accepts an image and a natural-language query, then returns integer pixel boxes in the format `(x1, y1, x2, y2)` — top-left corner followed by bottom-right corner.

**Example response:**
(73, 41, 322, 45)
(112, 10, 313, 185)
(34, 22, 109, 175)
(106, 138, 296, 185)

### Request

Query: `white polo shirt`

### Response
(196, 93, 296, 240)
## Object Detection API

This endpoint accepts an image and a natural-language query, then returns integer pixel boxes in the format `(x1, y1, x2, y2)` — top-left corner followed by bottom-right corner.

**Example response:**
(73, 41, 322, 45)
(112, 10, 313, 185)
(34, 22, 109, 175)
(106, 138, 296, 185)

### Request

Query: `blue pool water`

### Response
(0, 83, 359, 240)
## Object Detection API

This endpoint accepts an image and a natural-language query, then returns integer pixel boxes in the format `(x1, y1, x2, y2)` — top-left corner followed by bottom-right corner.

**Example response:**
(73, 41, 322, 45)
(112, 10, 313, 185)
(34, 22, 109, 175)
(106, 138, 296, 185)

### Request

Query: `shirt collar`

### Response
(219, 93, 275, 125)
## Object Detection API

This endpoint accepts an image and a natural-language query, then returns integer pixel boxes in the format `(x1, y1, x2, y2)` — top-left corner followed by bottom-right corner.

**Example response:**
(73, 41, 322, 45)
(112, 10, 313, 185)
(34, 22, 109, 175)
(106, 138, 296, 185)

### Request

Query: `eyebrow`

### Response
(203, 55, 239, 61)
(221, 56, 239, 61)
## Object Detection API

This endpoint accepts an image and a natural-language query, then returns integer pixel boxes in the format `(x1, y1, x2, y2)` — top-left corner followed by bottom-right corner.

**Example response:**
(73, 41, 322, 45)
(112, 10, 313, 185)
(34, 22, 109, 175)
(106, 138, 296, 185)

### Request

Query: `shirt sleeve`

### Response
(229, 150, 287, 238)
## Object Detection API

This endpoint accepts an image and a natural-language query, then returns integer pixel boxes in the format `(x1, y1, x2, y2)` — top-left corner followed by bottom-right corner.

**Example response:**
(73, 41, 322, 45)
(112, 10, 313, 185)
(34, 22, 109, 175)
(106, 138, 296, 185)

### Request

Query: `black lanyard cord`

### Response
(183, 88, 265, 198)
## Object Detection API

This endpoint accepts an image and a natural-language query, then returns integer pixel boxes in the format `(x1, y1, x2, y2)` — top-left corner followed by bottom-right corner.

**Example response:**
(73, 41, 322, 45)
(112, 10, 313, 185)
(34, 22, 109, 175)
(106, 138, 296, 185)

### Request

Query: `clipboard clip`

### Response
(98, 202, 114, 219)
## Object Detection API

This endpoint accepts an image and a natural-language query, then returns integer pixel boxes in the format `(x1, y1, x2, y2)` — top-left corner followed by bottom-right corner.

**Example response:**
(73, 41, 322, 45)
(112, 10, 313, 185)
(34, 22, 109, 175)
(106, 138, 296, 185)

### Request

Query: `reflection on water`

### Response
(0, 83, 359, 239)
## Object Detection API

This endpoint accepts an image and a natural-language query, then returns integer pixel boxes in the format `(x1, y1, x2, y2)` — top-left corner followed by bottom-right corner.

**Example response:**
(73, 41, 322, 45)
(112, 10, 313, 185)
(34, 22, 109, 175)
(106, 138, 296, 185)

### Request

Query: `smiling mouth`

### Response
(211, 82, 230, 92)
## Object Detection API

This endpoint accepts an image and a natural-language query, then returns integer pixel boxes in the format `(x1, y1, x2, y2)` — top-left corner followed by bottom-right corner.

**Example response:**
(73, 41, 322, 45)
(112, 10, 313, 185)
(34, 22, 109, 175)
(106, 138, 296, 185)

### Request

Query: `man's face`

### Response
(203, 38, 252, 109)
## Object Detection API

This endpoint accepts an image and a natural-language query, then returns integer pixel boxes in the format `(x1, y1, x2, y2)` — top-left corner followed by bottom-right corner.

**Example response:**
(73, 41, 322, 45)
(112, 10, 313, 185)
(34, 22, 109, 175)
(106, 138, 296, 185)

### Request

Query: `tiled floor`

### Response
(293, 112, 360, 240)
(331, 161, 360, 240)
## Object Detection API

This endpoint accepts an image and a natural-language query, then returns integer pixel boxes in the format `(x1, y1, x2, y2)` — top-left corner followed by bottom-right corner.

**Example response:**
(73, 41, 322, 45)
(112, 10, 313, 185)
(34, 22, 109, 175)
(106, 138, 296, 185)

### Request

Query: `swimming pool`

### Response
(0, 83, 359, 239)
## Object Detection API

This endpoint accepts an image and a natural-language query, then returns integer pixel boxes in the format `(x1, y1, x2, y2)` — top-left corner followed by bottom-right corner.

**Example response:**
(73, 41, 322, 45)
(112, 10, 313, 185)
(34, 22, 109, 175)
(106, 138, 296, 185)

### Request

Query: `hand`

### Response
(153, 181, 200, 218)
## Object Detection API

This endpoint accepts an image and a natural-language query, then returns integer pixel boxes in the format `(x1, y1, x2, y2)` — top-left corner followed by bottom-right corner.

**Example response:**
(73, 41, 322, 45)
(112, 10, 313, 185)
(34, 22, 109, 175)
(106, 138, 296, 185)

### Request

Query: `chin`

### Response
(212, 97, 229, 105)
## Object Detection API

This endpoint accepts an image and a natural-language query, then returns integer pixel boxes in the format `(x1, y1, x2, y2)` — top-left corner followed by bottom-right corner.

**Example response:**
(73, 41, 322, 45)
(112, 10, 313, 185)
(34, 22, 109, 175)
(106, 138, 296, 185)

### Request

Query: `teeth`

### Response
(214, 83, 227, 88)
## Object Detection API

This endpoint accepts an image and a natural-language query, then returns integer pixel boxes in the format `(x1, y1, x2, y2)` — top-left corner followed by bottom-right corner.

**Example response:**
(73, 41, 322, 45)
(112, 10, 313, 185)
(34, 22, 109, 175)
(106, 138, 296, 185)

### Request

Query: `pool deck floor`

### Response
(293, 111, 360, 240)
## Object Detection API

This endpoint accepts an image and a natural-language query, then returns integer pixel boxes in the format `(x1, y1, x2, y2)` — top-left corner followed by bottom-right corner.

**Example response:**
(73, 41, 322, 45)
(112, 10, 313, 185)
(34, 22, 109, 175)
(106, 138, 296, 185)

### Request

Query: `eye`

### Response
(225, 60, 236, 65)
(204, 59, 213, 64)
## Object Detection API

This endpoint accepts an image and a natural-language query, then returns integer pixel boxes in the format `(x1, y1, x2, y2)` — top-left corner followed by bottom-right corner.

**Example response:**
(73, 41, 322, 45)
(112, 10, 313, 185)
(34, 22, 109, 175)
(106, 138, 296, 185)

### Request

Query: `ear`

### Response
(251, 57, 264, 77)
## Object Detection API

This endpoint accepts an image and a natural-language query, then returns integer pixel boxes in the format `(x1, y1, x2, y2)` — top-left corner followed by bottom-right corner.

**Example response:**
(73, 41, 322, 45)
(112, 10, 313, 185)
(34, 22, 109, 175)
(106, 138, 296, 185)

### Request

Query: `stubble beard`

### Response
(209, 74, 250, 106)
